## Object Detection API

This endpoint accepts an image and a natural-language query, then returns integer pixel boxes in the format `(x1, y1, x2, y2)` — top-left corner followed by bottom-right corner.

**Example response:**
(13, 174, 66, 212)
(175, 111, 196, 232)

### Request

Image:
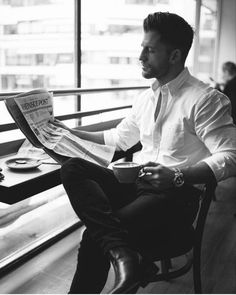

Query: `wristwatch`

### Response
(172, 168, 184, 187)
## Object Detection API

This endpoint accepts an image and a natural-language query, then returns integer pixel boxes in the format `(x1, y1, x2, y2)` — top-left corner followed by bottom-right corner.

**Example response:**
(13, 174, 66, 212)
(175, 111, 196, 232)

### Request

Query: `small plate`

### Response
(5, 157, 42, 170)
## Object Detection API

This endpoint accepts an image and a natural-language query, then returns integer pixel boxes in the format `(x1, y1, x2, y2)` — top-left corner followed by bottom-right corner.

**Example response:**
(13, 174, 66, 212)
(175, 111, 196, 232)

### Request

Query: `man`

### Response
(52, 12, 236, 294)
(222, 61, 236, 123)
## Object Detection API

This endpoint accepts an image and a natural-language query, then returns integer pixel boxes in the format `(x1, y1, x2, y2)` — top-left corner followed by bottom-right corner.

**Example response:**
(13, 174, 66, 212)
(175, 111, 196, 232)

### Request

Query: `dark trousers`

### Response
(61, 158, 200, 294)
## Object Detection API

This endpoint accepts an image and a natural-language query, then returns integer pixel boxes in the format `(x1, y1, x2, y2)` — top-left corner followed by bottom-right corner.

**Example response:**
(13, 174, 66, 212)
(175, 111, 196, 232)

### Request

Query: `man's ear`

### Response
(169, 49, 182, 64)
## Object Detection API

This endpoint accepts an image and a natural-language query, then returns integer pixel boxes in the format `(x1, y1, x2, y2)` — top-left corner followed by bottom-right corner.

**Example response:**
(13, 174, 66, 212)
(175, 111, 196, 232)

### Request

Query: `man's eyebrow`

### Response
(141, 43, 155, 49)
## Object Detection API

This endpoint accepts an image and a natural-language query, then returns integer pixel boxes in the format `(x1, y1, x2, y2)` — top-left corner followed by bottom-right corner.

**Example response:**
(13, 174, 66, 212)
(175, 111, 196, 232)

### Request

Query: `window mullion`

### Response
(74, 0, 81, 116)
(193, 0, 202, 76)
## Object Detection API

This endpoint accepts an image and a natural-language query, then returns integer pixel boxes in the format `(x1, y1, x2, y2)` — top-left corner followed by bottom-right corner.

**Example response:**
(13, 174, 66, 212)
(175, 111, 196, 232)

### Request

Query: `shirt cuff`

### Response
(104, 128, 118, 147)
(201, 152, 236, 182)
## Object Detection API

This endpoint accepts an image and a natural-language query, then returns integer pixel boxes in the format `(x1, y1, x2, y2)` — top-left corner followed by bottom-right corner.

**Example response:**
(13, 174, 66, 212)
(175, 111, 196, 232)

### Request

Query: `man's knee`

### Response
(60, 157, 87, 183)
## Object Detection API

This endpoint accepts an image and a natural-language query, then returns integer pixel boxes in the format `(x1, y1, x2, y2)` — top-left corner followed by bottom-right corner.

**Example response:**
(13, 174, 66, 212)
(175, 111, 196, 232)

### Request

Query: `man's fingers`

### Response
(142, 161, 159, 167)
(141, 174, 153, 181)
(141, 173, 160, 181)
(49, 118, 60, 124)
(49, 120, 63, 128)
(143, 166, 161, 173)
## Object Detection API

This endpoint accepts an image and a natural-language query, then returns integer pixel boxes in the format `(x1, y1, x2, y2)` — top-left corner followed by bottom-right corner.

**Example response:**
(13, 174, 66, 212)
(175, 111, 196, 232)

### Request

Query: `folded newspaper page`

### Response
(17, 139, 55, 162)
(13, 89, 115, 167)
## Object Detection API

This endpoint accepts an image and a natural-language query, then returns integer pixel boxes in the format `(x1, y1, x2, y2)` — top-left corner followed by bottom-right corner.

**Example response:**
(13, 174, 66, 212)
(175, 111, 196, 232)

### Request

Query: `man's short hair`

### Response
(222, 61, 236, 75)
(143, 12, 194, 63)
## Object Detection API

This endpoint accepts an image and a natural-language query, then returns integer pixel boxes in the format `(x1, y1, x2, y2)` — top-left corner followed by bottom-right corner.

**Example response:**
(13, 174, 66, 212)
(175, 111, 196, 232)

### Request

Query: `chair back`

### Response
(142, 181, 217, 291)
(194, 181, 217, 248)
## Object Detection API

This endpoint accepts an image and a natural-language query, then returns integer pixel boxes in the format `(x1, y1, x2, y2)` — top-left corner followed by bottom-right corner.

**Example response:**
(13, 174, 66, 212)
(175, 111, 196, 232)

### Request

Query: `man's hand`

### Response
(49, 118, 71, 131)
(140, 161, 175, 190)
(49, 118, 105, 145)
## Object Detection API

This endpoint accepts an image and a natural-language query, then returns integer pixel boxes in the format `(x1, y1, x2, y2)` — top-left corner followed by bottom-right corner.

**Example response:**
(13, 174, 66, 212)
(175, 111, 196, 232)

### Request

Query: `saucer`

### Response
(5, 157, 41, 170)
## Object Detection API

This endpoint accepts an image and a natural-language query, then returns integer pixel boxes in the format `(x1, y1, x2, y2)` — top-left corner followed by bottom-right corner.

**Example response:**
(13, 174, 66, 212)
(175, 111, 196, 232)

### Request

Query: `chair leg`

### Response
(212, 193, 217, 201)
(193, 250, 202, 293)
(161, 258, 172, 274)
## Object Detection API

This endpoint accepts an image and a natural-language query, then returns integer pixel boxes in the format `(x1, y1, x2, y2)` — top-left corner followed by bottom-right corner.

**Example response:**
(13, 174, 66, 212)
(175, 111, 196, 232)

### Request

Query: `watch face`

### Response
(174, 170, 184, 187)
(175, 175, 184, 187)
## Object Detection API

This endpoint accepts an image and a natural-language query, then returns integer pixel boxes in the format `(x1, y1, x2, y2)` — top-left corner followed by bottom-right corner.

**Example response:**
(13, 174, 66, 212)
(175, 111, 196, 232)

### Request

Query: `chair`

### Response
(111, 145, 216, 293)
(112, 144, 216, 293)
(141, 181, 216, 294)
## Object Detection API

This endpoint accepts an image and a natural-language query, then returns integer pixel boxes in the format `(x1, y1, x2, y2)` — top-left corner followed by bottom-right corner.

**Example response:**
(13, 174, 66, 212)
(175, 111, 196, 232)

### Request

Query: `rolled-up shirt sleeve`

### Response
(104, 102, 140, 151)
(195, 90, 236, 181)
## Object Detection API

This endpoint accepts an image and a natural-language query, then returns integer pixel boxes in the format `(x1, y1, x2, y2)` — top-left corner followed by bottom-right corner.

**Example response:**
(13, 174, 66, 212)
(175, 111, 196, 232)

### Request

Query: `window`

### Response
(198, 0, 218, 81)
(80, 0, 198, 123)
(0, 0, 77, 273)
(0, 1, 75, 92)
(80, 0, 218, 115)
(125, 0, 169, 5)
(0, 0, 75, 141)
(4, 24, 18, 34)
(81, 0, 198, 89)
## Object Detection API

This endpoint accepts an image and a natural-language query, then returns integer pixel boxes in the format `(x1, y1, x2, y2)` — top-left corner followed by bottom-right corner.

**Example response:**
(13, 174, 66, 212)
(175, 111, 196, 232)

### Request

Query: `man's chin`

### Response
(142, 71, 153, 79)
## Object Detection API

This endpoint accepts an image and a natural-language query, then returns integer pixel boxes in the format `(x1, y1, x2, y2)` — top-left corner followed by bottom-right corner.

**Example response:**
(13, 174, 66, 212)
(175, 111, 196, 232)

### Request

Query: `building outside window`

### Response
(0, 0, 78, 278)
(0, 0, 75, 143)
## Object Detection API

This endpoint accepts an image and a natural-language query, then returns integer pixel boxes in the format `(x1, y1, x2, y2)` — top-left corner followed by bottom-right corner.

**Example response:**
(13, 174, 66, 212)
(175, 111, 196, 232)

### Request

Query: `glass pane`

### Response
(198, 0, 218, 81)
(0, 0, 75, 134)
(0, 0, 75, 92)
(81, 0, 196, 124)
(0, 0, 77, 272)
(0, 185, 78, 268)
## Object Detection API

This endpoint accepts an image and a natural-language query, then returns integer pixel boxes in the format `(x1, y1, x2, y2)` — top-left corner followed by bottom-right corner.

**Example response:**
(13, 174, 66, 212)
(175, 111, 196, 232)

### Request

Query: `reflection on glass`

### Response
(198, 0, 217, 81)
(0, 185, 78, 268)
(0, 0, 76, 273)
(0, 0, 74, 92)
(0, 0, 75, 140)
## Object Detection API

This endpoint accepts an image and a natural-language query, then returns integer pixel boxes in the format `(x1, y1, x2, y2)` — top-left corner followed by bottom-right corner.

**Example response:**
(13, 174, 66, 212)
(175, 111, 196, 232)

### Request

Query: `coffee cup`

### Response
(112, 162, 142, 183)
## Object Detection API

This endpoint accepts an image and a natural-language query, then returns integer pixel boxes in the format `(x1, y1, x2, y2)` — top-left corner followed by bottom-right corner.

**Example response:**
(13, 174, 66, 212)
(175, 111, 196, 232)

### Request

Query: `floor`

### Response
(0, 178, 236, 294)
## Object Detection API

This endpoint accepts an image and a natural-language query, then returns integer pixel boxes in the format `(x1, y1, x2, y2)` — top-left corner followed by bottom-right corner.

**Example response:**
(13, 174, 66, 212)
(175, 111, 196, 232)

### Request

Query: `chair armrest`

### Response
(112, 142, 142, 162)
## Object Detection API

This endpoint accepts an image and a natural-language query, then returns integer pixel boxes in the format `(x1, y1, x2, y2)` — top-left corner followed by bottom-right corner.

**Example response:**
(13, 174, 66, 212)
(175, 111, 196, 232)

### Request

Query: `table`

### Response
(0, 154, 61, 204)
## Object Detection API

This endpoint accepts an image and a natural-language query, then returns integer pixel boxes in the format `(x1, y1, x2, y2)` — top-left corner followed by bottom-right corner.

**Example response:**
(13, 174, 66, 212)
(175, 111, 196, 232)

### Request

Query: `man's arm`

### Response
(142, 90, 236, 190)
(141, 161, 216, 191)
(181, 162, 216, 184)
(69, 128, 105, 145)
(49, 119, 105, 145)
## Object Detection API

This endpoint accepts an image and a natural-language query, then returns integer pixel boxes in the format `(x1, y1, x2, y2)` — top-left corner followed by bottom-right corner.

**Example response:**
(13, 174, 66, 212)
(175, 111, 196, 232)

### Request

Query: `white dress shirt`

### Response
(104, 68, 236, 182)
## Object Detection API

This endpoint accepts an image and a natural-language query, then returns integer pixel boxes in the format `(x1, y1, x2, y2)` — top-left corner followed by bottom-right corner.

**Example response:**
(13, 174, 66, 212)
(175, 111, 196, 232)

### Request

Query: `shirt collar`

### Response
(151, 67, 190, 96)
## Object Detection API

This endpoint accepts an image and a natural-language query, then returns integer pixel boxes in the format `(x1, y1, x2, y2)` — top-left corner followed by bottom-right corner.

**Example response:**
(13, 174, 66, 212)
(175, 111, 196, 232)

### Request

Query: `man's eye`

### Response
(148, 48, 155, 53)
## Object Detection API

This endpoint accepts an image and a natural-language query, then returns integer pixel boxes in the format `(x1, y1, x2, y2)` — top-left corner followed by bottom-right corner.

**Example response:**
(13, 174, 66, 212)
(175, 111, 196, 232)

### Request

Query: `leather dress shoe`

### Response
(107, 247, 159, 294)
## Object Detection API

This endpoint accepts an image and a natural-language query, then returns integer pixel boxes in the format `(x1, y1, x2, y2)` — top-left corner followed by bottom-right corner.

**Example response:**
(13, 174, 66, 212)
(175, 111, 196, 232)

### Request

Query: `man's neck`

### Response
(158, 65, 184, 86)
(230, 74, 236, 81)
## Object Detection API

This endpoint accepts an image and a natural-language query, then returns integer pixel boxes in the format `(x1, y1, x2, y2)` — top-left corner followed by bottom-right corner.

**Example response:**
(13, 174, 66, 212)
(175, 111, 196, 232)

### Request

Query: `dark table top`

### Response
(0, 154, 62, 204)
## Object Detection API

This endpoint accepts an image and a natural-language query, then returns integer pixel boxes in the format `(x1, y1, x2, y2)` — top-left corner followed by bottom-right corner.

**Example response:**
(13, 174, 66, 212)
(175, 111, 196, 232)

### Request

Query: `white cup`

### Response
(112, 162, 142, 183)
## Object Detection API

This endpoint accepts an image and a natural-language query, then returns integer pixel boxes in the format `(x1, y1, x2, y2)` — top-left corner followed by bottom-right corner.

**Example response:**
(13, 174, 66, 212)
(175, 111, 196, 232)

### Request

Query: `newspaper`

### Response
(12, 89, 115, 167)
(17, 139, 55, 162)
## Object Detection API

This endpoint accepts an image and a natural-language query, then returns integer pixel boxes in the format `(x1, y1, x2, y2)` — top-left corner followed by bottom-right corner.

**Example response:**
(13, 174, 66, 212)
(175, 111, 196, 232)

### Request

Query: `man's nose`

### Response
(139, 49, 146, 61)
